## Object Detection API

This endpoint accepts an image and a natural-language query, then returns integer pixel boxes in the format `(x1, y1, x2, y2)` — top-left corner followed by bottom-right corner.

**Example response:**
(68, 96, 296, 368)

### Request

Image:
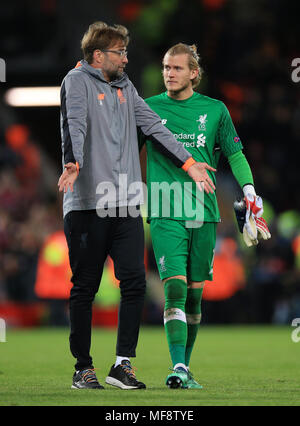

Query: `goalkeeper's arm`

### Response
(227, 150, 254, 194)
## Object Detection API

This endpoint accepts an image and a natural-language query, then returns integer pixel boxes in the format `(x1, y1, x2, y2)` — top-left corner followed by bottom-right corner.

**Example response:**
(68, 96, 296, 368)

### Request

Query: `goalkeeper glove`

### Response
(256, 217, 271, 240)
(234, 186, 271, 247)
(233, 198, 257, 246)
(244, 193, 261, 245)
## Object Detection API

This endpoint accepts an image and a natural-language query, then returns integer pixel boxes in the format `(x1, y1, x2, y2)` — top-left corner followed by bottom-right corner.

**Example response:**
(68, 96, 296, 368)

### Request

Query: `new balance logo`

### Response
(98, 93, 105, 105)
(117, 89, 126, 104)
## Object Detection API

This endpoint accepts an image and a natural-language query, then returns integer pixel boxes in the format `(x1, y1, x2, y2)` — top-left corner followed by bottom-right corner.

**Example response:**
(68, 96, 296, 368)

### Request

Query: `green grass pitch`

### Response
(0, 326, 299, 406)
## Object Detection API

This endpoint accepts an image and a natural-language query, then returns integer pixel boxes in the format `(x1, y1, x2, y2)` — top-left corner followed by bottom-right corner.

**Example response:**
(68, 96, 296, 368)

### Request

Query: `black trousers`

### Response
(64, 209, 146, 371)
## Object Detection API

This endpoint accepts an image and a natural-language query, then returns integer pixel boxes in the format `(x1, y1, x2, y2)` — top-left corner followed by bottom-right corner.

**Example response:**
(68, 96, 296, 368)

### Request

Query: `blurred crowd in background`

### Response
(0, 0, 299, 327)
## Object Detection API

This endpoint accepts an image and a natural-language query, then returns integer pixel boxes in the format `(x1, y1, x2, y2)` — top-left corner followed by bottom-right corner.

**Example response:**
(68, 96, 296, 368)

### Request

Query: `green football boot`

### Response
(165, 367, 189, 389)
(183, 370, 203, 389)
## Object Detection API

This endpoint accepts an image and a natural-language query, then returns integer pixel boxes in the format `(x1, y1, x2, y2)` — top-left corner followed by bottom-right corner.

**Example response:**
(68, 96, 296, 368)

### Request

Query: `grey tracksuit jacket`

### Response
(60, 60, 192, 217)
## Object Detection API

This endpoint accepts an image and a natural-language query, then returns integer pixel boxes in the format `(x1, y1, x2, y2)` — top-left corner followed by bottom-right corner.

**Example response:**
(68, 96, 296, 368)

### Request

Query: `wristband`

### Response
(182, 157, 196, 172)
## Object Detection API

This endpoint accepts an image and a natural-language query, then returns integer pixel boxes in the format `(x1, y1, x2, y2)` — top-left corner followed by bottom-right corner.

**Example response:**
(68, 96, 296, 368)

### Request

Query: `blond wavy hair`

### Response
(163, 43, 203, 88)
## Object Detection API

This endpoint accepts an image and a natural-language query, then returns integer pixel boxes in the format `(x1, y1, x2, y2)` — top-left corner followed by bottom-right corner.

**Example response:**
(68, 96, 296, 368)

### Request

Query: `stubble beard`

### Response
(107, 68, 123, 81)
(103, 57, 125, 81)
(166, 80, 191, 97)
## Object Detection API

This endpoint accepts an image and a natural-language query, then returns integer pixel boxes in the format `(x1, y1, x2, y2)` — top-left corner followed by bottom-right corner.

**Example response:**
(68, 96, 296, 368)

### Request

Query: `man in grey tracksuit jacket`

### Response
(61, 60, 195, 217)
(58, 22, 215, 391)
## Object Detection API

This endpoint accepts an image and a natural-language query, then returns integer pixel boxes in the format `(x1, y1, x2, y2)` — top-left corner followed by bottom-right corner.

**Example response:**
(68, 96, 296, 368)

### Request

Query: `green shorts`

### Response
(150, 219, 217, 282)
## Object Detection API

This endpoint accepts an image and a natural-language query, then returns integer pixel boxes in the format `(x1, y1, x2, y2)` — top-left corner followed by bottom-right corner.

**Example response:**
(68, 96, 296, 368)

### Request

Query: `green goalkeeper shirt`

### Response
(143, 91, 244, 223)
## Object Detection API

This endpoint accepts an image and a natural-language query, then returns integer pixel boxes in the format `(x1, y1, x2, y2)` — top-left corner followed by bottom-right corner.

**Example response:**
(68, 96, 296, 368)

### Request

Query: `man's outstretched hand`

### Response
(187, 162, 216, 194)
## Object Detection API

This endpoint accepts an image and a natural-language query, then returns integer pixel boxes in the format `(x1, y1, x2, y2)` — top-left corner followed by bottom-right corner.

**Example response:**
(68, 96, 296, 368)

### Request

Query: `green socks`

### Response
(164, 280, 203, 368)
(185, 288, 203, 367)
(164, 279, 187, 367)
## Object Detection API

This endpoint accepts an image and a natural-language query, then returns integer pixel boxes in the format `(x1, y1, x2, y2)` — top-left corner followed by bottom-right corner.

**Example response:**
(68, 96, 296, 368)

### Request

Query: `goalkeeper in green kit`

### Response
(139, 43, 271, 389)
